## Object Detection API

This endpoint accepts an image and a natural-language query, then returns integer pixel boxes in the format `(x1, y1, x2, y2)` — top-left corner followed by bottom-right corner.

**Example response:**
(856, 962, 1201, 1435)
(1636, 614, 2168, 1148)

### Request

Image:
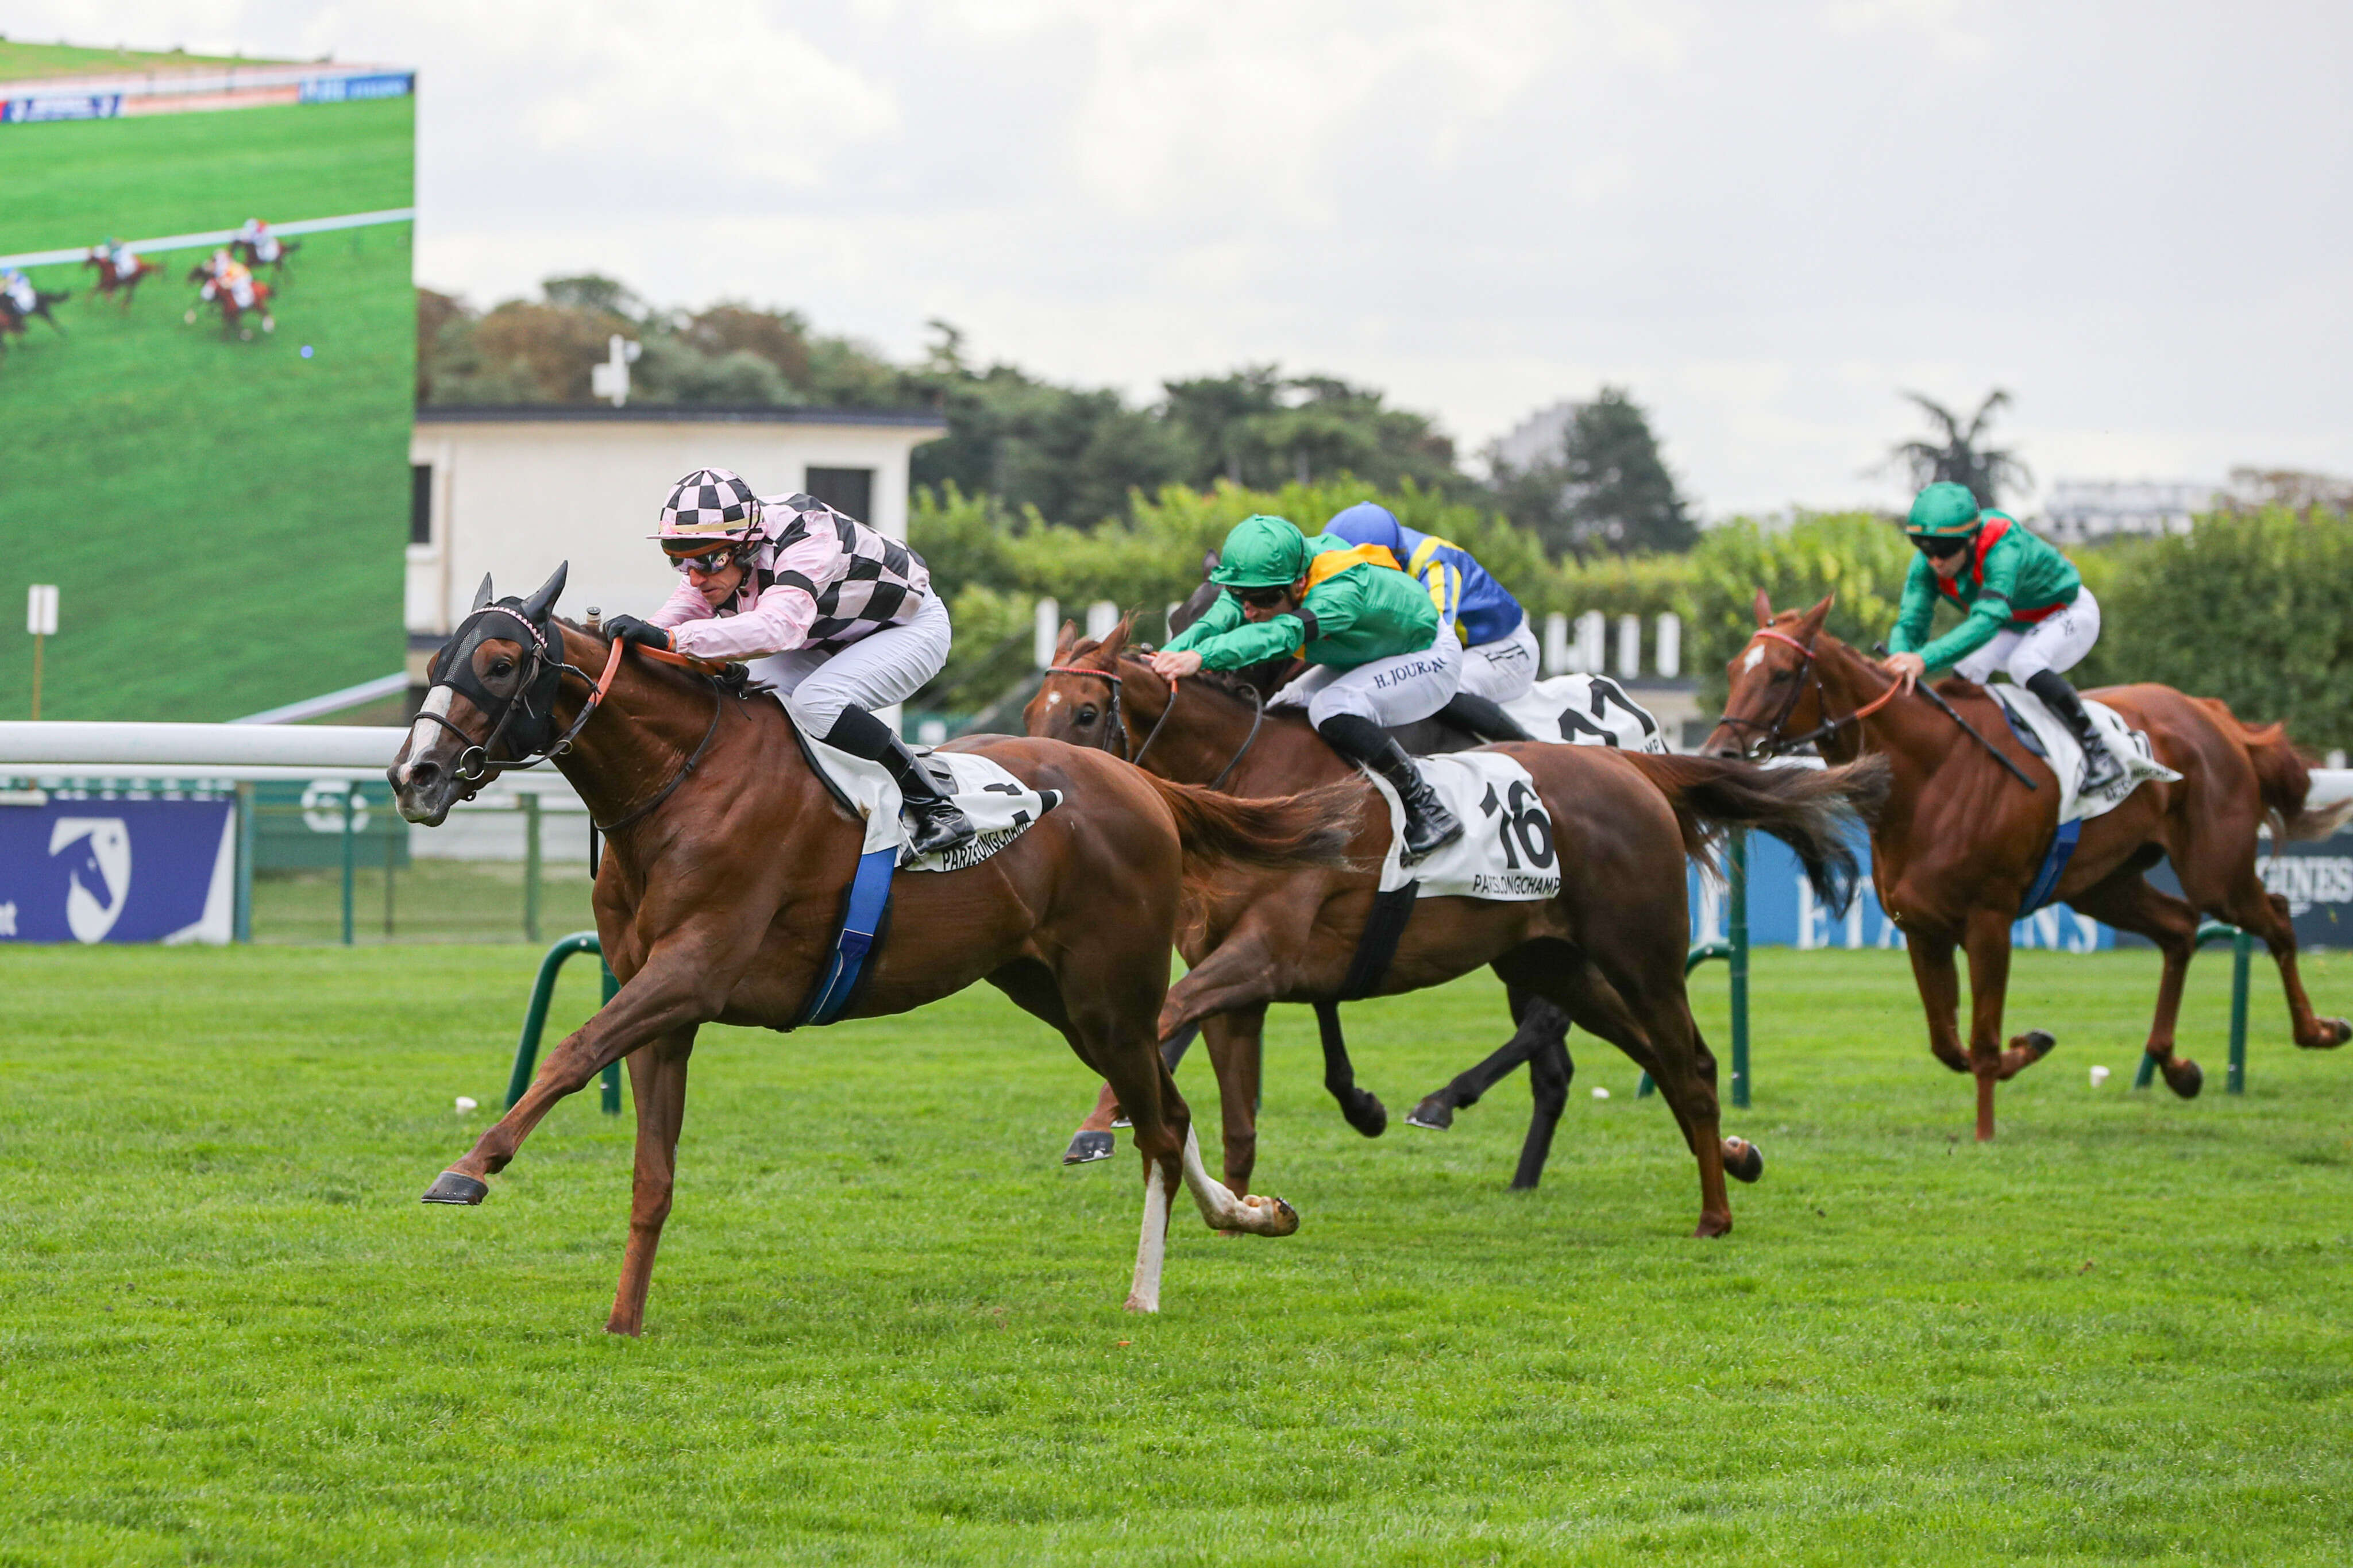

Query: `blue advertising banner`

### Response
(1, 94, 122, 123)
(0, 798, 235, 944)
(1689, 827, 2114, 953)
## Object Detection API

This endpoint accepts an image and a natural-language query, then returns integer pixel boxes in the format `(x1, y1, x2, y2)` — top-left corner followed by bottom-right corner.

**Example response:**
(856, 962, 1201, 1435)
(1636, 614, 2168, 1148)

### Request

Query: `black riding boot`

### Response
(1319, 713, 1464, 863)
(821, 706, 977, 858)
(2024, 669, 2123, 793)
(1438, 691, 1534, 744)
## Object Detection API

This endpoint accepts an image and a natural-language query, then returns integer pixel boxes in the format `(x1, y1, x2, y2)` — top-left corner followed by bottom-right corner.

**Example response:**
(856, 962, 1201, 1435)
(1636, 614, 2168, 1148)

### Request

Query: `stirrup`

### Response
(903, 798, 976, 856)
(1398, 797, 1464, 864)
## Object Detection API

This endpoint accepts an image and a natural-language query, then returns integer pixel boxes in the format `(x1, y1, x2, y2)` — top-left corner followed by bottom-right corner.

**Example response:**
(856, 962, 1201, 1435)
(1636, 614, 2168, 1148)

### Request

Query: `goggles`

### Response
(664, 543, 741, 575)
(1230, 585, 1293, 611)
(1912, 534, 1970, 559)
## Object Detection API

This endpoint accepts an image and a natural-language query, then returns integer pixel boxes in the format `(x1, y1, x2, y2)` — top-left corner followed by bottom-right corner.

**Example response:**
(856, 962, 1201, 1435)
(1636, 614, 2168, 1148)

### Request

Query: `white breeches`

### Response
(1272, 630, 1463, 729)
(1951, 588, 2100, 685)
(1457, 614, 1538, 704)
(750, 590, 952, 736)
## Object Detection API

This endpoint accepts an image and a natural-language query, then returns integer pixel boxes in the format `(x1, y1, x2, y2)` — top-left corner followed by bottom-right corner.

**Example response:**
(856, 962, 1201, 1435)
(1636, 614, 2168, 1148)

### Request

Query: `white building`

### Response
(1490, 399, 1580, 474)
(406, 404, 947, 699)
(2040, 479, 2221, 544)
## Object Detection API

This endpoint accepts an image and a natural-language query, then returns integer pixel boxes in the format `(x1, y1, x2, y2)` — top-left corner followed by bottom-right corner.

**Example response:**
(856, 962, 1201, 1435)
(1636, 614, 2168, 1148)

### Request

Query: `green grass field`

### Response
(3, 944, 2351, 1564)
(0, 96, 412, 723)
(0, 43, 273, 80)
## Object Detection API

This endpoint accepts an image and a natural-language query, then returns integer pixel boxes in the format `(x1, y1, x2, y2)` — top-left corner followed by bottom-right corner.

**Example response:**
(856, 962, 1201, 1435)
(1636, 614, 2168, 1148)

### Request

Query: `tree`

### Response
(1491, 387, 1695, 558)
(1888, 389, 2031, 506)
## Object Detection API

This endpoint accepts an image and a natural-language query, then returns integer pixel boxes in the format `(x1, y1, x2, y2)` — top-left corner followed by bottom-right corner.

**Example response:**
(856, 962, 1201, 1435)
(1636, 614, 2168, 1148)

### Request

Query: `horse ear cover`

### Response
(519, 562, 568, 624)
(472, 574, 496, 611)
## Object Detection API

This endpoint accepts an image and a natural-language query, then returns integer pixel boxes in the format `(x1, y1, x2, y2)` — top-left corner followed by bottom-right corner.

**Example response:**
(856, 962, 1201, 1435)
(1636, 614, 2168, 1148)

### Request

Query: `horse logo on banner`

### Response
(49, 817, 132, 943)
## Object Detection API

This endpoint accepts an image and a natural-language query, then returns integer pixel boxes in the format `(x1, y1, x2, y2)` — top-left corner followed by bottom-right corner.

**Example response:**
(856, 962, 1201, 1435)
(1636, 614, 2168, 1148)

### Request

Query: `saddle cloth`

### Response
(1501, 675, 1670, 753)
(1361, 752, 1562, 902)
(799, 735, 1062, 871)
(1988, 686, 2181, 825)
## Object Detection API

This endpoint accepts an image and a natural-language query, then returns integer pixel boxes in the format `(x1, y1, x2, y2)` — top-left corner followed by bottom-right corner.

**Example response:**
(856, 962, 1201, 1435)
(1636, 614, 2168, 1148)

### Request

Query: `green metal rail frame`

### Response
(505, 931, 624, 1115)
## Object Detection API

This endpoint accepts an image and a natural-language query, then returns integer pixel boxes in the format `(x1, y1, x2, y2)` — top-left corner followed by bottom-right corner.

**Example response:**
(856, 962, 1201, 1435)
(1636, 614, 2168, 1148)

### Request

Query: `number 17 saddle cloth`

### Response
(1359, 752, 1562, 902)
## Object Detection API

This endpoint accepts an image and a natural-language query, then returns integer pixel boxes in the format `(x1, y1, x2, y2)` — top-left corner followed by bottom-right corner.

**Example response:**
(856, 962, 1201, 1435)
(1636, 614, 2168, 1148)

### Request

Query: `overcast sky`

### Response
(17, 1, 2350, 515)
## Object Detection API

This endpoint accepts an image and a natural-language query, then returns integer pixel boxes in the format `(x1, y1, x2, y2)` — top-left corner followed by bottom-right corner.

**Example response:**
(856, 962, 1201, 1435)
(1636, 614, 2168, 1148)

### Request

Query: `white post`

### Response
(1543, 612, 1569, 675)
(1086, 600, 1119, 643)
(1654, 612, 1681, 679)
(1032, 597, 1061, 670)
(588, 334, 641, 407)
(26, 584, 57, 722)
(1573, 611, 1605, 673)
(1616, 614, 1641, 679)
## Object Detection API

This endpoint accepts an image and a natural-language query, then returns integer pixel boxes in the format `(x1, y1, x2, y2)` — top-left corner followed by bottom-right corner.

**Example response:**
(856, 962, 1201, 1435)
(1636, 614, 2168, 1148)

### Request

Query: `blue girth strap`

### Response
(2020, 818, 2081, 915)
(790, 845, 897, 1028)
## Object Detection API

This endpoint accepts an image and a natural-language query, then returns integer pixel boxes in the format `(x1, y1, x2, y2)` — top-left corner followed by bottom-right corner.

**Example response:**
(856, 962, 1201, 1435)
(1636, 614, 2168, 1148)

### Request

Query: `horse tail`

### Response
(1618, 752, 1892, 914)
(1137, 773, 1361, 880)
(2193, 698, 2348, 842)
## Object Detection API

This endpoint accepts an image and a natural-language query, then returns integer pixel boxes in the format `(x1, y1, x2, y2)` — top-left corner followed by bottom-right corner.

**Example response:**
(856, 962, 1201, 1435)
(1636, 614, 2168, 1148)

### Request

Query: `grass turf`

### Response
(0, 96, 412, 724)
(2, 944, 2350, 1564)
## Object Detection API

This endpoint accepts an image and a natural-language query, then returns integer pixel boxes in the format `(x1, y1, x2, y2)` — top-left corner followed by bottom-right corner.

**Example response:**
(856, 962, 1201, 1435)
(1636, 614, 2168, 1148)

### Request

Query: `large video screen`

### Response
(0, 60, 414, 721)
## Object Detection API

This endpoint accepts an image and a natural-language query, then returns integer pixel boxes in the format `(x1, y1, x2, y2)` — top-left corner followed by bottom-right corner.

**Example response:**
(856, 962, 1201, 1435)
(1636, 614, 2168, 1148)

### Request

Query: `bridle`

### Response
(1714, 625, 1908, 758)
(1043, 658, 1264, 790)
(416, 605, 733, 831)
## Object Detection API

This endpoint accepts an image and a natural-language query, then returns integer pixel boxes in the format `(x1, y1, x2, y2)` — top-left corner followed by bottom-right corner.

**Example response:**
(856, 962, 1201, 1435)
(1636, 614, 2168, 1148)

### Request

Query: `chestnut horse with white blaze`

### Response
(1707, 592, 2351, 1141)
(388, 565, 1353, 1330)
(1029, 618, 1893, 1237)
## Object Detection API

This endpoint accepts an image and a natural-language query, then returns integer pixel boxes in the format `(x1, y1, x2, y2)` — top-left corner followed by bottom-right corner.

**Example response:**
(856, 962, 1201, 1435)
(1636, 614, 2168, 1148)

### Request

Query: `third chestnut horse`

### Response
(1708, 592, 2350, 1140)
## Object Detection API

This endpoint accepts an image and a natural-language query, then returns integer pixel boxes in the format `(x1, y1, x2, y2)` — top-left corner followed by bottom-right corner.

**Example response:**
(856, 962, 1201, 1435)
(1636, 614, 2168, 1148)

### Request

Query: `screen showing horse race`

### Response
(0, 46, 414, 721)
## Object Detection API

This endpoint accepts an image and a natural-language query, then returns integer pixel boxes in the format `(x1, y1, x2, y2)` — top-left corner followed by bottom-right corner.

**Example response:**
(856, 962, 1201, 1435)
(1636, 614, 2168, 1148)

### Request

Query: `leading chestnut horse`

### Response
(1708, 592, 2351, 1140)
(1029, 619, 1892, 1237)
(389, 566, 1353, 1329)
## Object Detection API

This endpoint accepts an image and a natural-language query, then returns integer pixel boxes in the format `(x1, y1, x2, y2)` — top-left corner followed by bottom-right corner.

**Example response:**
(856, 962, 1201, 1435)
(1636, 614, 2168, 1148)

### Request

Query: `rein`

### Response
(1718, 626, 1909, 756)
(421, 607, 746, 828)
(1044, 660, 1262, 789)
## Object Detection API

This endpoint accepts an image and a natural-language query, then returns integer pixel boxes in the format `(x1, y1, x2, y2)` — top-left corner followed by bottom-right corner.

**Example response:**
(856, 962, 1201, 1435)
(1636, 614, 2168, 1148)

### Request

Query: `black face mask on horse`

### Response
(414, 564, 581, 790)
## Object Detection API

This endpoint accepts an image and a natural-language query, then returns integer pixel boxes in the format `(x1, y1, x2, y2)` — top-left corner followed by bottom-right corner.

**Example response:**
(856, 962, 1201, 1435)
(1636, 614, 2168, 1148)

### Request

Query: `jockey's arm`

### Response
(1886, 555, 1939, 656)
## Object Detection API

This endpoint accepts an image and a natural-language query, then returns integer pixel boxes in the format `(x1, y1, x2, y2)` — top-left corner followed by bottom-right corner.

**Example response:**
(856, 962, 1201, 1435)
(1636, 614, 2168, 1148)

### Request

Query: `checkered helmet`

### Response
(650, 467, 763, 547)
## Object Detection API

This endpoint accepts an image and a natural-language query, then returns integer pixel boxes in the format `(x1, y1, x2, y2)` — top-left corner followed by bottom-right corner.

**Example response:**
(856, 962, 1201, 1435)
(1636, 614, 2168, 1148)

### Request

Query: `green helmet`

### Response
(1905, 481, 1985, 537)
(1208, 514, 1310, 588)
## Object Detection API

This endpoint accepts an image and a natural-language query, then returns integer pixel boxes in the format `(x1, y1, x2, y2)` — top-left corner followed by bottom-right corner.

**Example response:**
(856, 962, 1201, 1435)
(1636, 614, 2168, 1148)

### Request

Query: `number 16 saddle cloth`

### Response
(1360, 752, 1563, 903)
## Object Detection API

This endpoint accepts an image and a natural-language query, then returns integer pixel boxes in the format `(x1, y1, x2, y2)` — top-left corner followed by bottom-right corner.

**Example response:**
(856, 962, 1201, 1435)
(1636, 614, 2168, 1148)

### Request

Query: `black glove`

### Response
(604, 614, 671, 652)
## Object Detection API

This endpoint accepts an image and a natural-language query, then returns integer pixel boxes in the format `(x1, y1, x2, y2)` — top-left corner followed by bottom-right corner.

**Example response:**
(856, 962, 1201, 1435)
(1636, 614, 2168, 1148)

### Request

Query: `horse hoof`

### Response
(1405, 1096, 1454, 1131)
(1062, 1130, 1115, 1165)
(1343, 1092, 1388, 1138)
(2304, 1018, 2352, 1050)
(1692, 1212, 1733, 1239)
(421, 1170, 488, 1205)
(2017, 1030, 2057, 1063)
(2165, 1057, 2204, 1100)
(1724, 1138, 1765, 1184)
(1248, 1195, 1300, 1238)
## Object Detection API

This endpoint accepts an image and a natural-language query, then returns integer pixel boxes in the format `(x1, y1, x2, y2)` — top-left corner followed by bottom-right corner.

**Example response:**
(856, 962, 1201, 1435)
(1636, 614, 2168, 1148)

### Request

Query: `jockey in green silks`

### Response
(1881, 480, 2121, 792)
(1150, 513, 1466, 862)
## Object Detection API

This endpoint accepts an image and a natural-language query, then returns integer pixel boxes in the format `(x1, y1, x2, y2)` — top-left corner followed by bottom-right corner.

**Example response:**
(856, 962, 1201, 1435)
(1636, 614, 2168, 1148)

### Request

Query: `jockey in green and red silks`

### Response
(1881, 481, 2120, 791)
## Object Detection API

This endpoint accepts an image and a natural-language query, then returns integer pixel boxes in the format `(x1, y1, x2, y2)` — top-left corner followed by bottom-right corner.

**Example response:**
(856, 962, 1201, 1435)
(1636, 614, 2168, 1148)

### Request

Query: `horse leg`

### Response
(1201, 1007, 1266, 1196)
(1904, 928, 1972, 1074)
(2066, 871, 2203, 1096)
(1313, 1001, 1387, 1136)
(2216, 875, 2350, 1052)
(1505, 943, 1733, 1237)
(1406, 980, 1554, 1130)
(1508, 1031, 1573, 1192)
(606, 1028, 696, 1337)
(1062, 1018, 1202, 1165)
(426, 937, 737, 1200)
(1960, 908, 2021, 1141)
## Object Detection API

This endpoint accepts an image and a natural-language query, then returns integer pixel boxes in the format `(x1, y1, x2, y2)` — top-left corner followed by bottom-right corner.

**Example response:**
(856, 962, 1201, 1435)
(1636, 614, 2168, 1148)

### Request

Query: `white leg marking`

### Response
(1125, 1155, 1172, 1314)
(396, 687, 455, 786)
(1177, 1124, 1298, 1237)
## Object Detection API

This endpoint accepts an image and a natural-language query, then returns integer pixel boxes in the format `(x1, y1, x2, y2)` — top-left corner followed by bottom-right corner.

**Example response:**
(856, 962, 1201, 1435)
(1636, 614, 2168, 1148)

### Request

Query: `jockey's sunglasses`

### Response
(664, 543, 739, 575)
(1230, 585, 1293, 610)
(1913, 534, 1970, 559)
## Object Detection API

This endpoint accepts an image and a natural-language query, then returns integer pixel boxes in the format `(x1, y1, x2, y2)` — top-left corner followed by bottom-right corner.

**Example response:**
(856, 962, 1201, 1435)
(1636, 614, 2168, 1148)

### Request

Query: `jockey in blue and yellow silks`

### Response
(1325, 503, 1537, 744)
